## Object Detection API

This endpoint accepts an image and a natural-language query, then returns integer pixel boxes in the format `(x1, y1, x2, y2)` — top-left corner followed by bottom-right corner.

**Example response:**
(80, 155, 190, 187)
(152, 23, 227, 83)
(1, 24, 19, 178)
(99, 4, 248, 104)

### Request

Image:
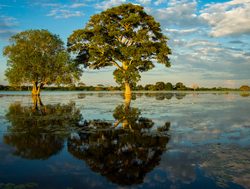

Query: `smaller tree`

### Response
(165, 82, 173, 90)
(3, 29, 82, 96)
(239, 85, 250, 91)
(155, 82, 166, 91)
(175, 82, 186, 90)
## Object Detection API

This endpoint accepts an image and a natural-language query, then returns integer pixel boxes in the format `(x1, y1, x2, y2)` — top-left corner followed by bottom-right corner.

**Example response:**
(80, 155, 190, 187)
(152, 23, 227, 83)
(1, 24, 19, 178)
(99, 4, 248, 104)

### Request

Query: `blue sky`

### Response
(0, 0, 250, 88)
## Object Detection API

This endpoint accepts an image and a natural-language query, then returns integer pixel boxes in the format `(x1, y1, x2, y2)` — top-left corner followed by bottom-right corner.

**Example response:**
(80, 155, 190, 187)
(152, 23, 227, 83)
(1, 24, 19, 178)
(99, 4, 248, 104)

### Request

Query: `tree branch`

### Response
(112, 61, 123, 70)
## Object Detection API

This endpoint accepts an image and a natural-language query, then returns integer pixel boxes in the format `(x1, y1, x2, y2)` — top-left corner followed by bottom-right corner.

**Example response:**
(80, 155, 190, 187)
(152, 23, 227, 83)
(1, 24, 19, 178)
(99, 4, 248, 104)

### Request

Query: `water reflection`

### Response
(68, 97, 170, 185)
(2, 92, 249, 189)
(143, 92, 186, 100)
(4, 97, 82, 159)
(4, 96, 171, 186)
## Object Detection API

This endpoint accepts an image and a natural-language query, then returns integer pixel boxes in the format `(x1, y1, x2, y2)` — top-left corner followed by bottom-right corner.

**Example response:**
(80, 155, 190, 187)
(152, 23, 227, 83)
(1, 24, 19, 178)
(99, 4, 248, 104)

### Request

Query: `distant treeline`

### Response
(1, 82, 249, 91)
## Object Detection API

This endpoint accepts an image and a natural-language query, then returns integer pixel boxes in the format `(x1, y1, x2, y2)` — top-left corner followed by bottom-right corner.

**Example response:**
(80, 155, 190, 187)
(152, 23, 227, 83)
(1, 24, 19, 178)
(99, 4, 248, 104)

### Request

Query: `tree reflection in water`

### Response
(4, 96, 82, 159)
(68, 97, 170, 186)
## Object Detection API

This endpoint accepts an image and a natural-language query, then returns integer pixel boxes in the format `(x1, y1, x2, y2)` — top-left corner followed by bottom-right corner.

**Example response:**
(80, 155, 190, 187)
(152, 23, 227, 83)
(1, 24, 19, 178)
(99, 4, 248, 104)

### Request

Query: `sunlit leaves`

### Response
(68, 3, 171, 86)
(3, 29, 82, 87)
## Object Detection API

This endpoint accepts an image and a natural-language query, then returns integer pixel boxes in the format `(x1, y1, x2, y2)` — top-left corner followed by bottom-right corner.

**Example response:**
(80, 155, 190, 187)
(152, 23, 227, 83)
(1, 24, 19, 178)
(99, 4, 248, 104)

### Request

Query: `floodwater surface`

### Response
(0, 91, 249, 189)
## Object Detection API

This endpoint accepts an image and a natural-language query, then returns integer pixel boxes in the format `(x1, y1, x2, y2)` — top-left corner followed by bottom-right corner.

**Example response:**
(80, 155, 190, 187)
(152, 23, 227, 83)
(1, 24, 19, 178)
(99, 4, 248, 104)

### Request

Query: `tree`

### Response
(67, 3, 171, 96)
(175, 82, 186, 90)
(239, 85, 250, 91)
(3, 29, 82, 96)
(165, 82, 173, 90)
(155, 81, 166, 91)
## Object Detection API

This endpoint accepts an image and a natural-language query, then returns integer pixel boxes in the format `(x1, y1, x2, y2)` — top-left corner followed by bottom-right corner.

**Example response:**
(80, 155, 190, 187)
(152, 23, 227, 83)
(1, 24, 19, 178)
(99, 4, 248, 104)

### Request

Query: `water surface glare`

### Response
(0, 91, 249, 189)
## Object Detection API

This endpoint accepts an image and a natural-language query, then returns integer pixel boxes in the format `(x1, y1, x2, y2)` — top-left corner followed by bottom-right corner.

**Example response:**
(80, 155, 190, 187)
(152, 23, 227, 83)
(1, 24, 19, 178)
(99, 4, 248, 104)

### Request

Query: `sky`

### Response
(0, 0, 250, 88)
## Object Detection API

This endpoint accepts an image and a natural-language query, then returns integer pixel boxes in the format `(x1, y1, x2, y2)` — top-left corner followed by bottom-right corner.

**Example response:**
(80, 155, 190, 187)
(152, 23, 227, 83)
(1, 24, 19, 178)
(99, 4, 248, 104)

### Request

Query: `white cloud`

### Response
(96, 0, 126, 10)
(166, 28, 199, 35)
(136, 0, 151, 5)
(41, 3, 61, 7)
(200, 0, 250, 37)
(0, 16, 18, 40)
(154, 0, 166, 6)
(46, 9, 84, 19)
(41, 2, 86, 19)
(70, 3, 86, 8)
(156, 0, 204, 28)
(0, 16, 18, 27)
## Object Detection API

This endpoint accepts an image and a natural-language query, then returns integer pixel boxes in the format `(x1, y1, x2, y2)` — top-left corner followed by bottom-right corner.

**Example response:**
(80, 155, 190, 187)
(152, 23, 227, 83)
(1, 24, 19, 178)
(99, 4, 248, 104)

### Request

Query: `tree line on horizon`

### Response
(0, 82, 249, 92)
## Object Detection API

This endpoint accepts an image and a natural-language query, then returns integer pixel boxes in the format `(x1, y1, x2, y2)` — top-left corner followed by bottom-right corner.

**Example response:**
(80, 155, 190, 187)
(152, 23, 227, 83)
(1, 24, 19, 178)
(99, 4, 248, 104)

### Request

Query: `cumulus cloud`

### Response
(154, 0, 166, 6)
(155, 0, 204, 28)
(70, 3, 86, 8)
(200, 0, 250, 37)
(0, 16, 18, 40)
(166, 28, 199, 35)
(41, 2, 86, 19)
(46, 9, 84, 19)
(136, 0, 151, 5)
(96, 0, 127, 10)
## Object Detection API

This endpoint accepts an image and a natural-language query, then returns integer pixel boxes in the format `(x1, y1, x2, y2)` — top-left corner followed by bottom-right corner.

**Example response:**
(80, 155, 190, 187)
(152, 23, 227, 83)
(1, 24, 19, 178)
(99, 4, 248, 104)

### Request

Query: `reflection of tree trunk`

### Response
(124, 82, 131, 97)
(123, 95, 131, 129)
(124, 94, 131, 109)
(114, 95, 132, 129)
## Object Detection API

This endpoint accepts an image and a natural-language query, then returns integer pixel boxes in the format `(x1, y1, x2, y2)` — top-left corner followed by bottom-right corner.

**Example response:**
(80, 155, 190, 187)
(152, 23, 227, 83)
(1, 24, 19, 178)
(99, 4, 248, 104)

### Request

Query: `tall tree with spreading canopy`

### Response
(67, 3, 171, 96)
(3, 29, 82, 96)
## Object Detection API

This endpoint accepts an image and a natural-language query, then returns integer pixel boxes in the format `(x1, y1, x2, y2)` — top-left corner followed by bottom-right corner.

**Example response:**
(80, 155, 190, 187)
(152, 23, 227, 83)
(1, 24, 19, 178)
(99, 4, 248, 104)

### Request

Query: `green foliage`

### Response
(239, 85, 250, 91)
(3, 29, 82, 88)
(155, 81, 166, 91)
(175, 82, 186, 90)
(165, 82, 173, 90)
(68, 3, 171, 87)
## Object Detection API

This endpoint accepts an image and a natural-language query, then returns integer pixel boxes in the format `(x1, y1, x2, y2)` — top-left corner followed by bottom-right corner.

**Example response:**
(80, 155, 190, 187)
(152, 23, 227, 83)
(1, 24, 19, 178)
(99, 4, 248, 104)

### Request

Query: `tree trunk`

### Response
(32, 81, 44, 96)
(122, 62, 132, 97)
(32, 82, 39, 96)
(124, 81, 131, 97)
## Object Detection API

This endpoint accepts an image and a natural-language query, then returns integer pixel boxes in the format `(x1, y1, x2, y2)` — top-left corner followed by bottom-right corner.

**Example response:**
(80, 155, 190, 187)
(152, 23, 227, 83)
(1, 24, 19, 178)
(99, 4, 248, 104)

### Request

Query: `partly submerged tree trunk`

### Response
(32, 81, 44, 96)
(32, 81, 40, 96)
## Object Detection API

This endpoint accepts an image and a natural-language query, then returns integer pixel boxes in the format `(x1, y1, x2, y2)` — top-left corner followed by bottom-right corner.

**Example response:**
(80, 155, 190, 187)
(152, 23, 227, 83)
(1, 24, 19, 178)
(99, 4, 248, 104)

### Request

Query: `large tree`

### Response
(3, 29, 82, 96)
(67, 3, 171, 96)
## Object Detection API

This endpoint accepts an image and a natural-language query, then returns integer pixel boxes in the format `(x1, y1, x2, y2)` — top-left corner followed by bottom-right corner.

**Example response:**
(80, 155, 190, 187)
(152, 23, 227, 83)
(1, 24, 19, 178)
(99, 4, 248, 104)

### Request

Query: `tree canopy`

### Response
(67, 3, 171, 95)
(3, 29, 82, 95)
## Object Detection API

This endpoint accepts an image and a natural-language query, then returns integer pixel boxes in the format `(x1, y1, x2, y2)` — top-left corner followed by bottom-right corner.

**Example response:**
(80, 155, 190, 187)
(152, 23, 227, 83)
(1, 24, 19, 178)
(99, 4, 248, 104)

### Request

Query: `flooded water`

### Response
(0, 91, 249, 189)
